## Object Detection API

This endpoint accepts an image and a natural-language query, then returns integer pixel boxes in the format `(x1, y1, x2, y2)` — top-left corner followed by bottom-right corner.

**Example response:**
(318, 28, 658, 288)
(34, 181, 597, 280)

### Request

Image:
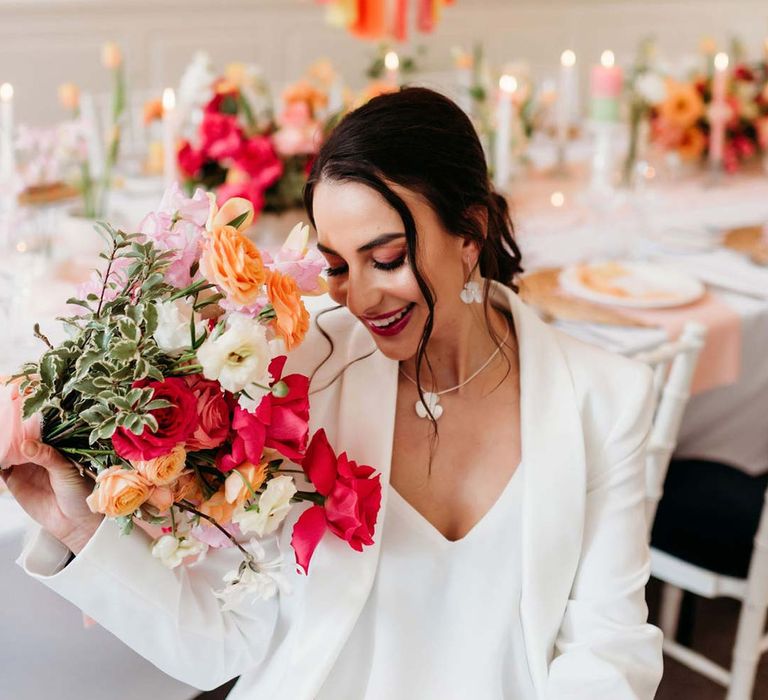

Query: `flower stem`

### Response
(176, 500, 253, 560)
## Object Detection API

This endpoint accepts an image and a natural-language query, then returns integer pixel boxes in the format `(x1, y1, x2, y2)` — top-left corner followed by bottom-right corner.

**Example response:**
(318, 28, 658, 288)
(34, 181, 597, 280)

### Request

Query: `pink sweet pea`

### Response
(140, 184, 210, 288)
(291, 429, 382, 575)
(217, 356, 310, 471)
(264, 223, 327, 295)
(0, 380, 42, 469)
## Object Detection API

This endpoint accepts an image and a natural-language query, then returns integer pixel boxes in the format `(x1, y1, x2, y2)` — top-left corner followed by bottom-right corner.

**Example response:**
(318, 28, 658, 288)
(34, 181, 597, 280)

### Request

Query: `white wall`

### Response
(1, 0, 767, 124)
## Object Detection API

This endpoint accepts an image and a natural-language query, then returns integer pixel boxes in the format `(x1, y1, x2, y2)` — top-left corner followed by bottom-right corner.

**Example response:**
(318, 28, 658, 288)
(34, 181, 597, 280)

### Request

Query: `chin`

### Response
(369, 336, 419, 362)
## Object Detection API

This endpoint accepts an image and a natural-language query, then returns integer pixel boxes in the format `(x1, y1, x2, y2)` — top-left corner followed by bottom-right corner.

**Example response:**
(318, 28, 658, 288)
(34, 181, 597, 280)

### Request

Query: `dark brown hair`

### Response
(303, 87, 523, 440)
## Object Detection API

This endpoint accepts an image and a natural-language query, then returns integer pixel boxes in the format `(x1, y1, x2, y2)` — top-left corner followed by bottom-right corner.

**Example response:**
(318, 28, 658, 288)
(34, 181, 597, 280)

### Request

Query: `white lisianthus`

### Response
(153, 299, 205, 355)
(196, 313, 273, 395)
(635, 72, 666, 105)
(233, 475, 297, 537)
(213, 539, 292, 609)
(151, 534, 207, 569)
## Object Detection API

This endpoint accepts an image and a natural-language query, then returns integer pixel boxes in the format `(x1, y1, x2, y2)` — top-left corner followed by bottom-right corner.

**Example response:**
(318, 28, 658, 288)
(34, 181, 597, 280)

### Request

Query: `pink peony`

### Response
(0, 380, 42, 469)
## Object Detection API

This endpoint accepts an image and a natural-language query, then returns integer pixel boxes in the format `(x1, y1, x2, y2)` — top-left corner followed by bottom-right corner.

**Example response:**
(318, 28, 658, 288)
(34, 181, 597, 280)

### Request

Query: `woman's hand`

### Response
(1, 440, 103, 554)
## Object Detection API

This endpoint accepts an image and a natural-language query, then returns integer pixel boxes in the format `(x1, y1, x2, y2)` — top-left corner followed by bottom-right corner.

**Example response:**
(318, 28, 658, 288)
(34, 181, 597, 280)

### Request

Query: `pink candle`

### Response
(708, 52, 729, 169)
(590, 50, 623, 122)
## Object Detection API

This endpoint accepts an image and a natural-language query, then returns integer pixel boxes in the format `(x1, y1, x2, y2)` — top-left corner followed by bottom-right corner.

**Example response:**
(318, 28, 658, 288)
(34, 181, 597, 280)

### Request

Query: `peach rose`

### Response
(86, 466, 152, 517)
(146, 485, 175, 514)
(266, 270, 310, 351)
(131, 444, 187, 486)
(198, 487, 238, 524)
(201, 226, 266, 307)
(172, 470, 204, 503)
(224, 462, 267, 505)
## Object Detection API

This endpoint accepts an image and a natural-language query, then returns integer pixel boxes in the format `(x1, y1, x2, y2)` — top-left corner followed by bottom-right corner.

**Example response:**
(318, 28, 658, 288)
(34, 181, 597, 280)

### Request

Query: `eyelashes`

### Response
(325, 255, 407, 277)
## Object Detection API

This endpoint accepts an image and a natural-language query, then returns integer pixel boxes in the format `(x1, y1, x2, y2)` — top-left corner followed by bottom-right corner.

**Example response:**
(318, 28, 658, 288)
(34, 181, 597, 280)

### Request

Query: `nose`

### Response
(343, 268, 382, 318)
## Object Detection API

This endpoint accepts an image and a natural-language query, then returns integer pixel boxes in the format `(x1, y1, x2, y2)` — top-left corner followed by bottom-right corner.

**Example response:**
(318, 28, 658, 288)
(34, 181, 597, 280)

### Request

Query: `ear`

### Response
(460, 205, 488, 268)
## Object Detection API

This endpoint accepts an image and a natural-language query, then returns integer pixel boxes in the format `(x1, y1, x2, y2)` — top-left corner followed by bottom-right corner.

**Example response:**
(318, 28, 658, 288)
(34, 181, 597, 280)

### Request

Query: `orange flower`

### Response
(266, 270, 310, 351)
(201, 225, 266, 307)
(283, 79, 328, 116)
(357, 81, 399, 108)
(199, 486, 238, 523)
(85, 466, 152, 517)
(171, 470, 204, 503)
(224, 462, 267, 504)
(101, 42, 122, 70)
(658, 80, 705, 129)
(58, 83, 80, 111)
(677, 126, 707, 161)
(131, 445, 187, 486)
(143, 98, 164, 125)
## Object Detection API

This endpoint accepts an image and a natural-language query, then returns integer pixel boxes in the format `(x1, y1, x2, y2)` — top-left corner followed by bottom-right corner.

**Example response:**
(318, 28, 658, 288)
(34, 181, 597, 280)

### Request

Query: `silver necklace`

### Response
(398, 326, 511, 420)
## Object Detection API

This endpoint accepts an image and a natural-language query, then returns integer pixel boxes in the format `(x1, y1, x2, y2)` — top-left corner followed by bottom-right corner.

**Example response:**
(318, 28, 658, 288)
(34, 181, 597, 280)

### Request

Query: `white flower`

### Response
(153, 299, 205, 355)
(151, 534, 207, 569)
(213, 539, 291, 610)
(196, 313, 273, 394)
(635, 72, 666, 105)
(233, 475, 297, 537)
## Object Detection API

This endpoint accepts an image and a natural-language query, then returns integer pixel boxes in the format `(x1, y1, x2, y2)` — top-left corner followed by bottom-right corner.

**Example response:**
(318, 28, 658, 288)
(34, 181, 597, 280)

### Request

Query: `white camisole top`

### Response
(316, 463, 536, 699)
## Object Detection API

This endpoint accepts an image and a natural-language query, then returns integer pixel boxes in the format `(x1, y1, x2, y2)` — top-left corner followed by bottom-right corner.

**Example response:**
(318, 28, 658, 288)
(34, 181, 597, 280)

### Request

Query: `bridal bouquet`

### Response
(0, 185, 382, 607)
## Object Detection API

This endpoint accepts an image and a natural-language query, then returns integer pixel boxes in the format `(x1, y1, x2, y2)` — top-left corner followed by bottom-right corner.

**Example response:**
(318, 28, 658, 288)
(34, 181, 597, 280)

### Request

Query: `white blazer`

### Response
(18, 285, 663, 699)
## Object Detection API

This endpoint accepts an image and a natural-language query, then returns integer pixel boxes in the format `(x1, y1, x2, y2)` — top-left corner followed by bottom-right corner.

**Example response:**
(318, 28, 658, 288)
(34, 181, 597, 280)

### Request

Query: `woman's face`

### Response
(312, 179, 476, 361)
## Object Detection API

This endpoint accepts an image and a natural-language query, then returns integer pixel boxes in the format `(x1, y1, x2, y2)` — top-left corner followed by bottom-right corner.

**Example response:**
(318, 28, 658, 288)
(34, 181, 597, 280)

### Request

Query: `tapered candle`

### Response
(493, 74, 517, 191)
(384, 51, 400, 87)
(557, 50, 577, 147)
(590, 50, 623, 122)
(0, 83, 15, 184)
(708, 52, 729, 170)
(162, 87, 177, 187)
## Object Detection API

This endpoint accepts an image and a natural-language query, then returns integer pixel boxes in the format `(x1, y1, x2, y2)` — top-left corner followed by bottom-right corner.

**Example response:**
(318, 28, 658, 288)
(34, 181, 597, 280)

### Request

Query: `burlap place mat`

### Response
(723, 225, 768, 266)
(518, 268, 653, 327)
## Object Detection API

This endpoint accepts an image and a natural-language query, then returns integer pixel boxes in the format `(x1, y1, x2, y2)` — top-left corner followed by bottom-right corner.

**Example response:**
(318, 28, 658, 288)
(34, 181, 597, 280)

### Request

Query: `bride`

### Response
(4, 87, 662, 699)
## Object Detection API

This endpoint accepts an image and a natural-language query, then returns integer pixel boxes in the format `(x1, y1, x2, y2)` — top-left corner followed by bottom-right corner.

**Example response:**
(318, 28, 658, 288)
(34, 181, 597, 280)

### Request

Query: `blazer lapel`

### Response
(288, 320, 399, 698)
(501, 288, 587, 693)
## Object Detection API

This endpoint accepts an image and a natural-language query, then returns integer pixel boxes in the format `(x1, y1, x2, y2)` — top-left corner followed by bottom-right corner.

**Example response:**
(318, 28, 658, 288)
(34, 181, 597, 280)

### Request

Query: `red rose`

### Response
(112, 378, 198, 461)
(183, 374, 231, 451)
(217, 356, 309, 471)
(201, 112, 243, 161)
(177, 140, 204, 178)
(234, 136, 283, 190)
(291, 429, 382, 574)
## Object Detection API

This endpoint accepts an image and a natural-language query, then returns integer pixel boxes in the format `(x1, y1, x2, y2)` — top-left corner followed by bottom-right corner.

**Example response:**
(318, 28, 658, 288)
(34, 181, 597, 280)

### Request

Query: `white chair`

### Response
(633, 321, 707, 535)
(639, 325, 768, 699)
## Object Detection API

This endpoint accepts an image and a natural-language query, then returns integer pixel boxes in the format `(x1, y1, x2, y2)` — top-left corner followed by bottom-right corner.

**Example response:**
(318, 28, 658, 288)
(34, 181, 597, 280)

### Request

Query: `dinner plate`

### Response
(559, 261, 705, 309)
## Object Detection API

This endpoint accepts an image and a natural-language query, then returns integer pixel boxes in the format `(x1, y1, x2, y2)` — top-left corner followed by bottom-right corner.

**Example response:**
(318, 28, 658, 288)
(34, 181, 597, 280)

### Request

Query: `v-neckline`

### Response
(387, 462, 523, 547)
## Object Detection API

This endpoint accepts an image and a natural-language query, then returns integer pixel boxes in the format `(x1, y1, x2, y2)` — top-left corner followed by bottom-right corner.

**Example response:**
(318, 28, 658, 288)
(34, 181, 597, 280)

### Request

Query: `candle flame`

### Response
(560, 50, 576, 67)
(162, 87, 176, 111)
(550, 191, 565, 208)
(600, 50, 615, 68)
(384, 51, 400, 72)
(714, 52, 729, 71)
(499, 74, 518, 94)
(0, 83, 13, 102)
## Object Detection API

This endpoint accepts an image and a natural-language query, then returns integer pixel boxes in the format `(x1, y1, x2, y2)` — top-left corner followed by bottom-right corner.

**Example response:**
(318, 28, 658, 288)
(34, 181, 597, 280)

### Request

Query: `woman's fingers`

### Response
(20, 440, 76, 474)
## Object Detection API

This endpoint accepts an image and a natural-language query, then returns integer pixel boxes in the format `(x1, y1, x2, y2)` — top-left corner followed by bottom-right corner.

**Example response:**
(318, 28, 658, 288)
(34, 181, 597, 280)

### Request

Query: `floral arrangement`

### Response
(649, 56, 768, 172)
(0, 186, 380, 607)
(57, 42, 126, 218)
(177, 64, 333, 217)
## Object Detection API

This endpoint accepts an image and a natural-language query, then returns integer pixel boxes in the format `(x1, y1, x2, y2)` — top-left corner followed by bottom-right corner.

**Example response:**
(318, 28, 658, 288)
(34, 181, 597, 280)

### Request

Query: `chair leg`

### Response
(659, 583, 683, 640)
(726, 600, 768, 700)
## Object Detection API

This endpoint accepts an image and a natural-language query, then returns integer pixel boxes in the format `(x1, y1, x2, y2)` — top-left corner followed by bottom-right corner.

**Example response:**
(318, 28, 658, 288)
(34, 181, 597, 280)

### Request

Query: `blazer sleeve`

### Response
(16, 518, 282, 691)
(545, 367, 664, 699)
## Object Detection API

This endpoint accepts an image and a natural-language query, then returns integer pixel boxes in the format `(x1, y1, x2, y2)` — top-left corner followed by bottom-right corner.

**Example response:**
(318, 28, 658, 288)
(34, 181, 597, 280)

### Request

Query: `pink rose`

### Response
(183, 374, 231, 451)
(234, 136, 283, 190)
(112, 378, 198, 461)
(201, 112, 243, 161)
(0, 380, 42, 469)
(291, 429, 381, 574)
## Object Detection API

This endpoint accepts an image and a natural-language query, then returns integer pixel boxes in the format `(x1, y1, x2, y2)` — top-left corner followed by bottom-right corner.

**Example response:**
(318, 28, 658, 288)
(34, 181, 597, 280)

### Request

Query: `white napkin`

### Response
(665, 250, 768, 299)
(554, 320, 668, 356)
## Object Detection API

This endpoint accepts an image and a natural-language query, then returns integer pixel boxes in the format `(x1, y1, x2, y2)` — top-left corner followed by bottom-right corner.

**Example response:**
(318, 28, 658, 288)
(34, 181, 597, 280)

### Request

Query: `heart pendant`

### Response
(415, 392, 443, 420)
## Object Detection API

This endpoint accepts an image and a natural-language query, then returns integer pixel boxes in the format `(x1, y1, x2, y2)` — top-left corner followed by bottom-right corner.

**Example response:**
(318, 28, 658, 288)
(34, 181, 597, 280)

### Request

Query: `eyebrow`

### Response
(316, 232, 406, 256)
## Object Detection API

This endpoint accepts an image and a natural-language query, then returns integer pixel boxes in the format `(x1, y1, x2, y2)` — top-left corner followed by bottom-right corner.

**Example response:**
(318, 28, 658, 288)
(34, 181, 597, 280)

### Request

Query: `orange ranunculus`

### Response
(678, 126, 707, 161)
(201, 225, 266, 307)
(85, 466, 152, 517)
(171, 470, 204, 503)
(283, 79, 328, 117)
(658, 80, 705, 129)
(131, 444, 187, 486)
(266, 270, 310, 351)
(225, 462, 267, 505)
(199, 486, 238, 523)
